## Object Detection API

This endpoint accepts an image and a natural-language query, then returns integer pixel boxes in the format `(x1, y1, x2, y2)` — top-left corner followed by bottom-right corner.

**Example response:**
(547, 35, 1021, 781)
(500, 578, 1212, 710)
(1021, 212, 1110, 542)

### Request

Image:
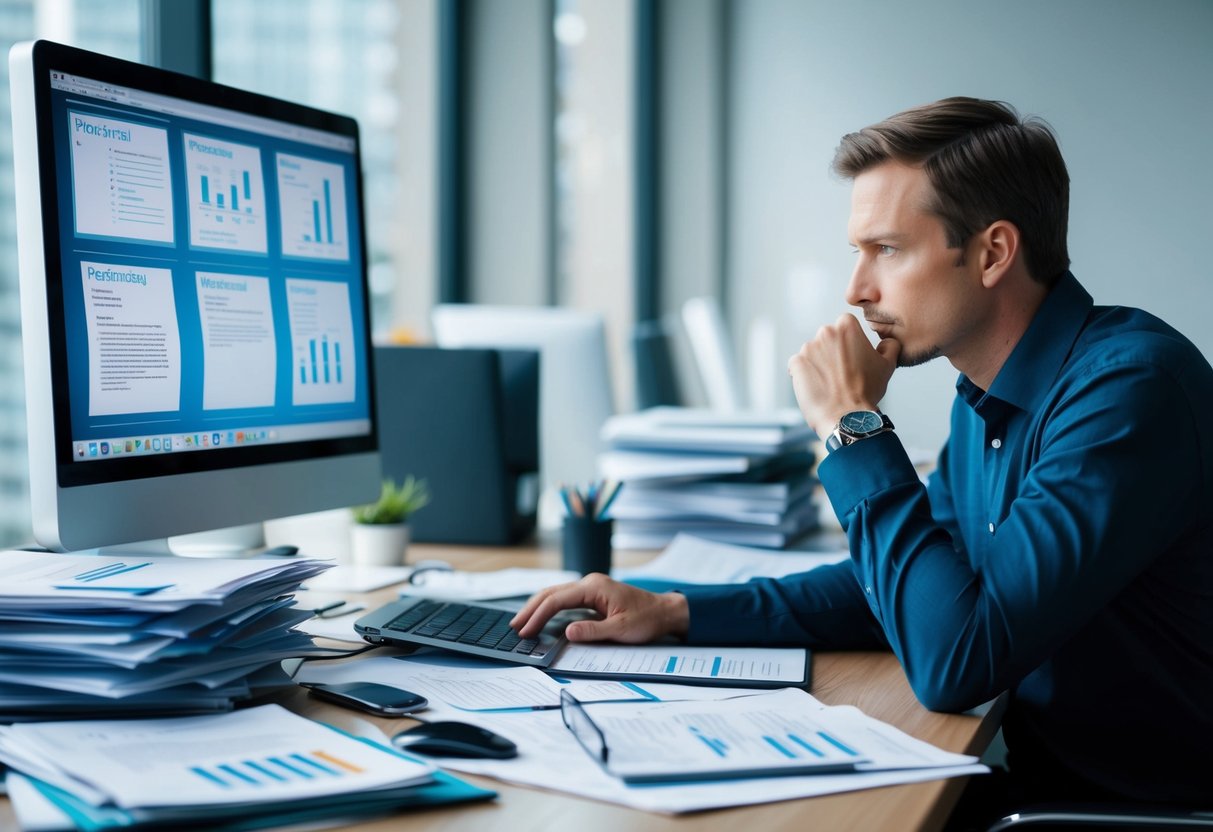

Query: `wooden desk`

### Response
(0, 540, 1003, 832)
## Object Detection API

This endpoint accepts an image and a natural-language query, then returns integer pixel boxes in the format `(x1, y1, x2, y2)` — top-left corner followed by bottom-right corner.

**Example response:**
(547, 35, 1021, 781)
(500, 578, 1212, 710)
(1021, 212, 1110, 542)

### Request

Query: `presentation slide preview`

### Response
(276, 153, 350, 262)
(54, 82, 368, 443)
(183, 133, 269, 254)
(286, 278, 356, 406)
(66, 111, 352, 265)
(81, 260, 182, 417)
(196, 272, 276, 411)
(69, 111, 175, 245)
(80, 261, 359, 419)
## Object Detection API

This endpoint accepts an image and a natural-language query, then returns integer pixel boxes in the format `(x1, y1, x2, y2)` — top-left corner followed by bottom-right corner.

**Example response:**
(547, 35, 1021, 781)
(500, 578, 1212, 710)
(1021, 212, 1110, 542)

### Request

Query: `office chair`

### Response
(988, 804, 1213, 830)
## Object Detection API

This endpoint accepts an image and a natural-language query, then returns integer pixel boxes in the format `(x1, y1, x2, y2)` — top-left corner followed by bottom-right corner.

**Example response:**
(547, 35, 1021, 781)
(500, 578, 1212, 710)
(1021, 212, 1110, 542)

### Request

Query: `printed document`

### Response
(582, 687, 973, 783)
(414, 687, 985, 814)
(614, 533, 849, 584)
(549, 643, 808, 687)
(296, 654, 651, 711)
(0, 704, 433, 810)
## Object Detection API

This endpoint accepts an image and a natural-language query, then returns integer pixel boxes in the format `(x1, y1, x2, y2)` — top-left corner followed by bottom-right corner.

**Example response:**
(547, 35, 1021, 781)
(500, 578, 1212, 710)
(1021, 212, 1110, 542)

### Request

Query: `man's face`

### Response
(845, 161, 985, 368)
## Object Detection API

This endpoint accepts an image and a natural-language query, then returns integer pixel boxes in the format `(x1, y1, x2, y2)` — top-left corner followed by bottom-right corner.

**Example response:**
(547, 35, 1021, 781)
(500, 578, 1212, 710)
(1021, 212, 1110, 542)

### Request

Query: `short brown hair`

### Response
(833, 97, 1070, 286)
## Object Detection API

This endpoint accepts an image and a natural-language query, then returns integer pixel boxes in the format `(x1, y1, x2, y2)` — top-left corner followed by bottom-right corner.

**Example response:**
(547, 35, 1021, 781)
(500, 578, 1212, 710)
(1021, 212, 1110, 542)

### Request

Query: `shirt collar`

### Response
(959, 271, 1092, 414)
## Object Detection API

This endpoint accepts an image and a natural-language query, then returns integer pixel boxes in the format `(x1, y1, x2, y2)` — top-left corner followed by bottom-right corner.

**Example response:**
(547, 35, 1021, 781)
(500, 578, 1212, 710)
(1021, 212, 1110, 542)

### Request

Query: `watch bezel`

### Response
(839, 410, 887, 435)
(826, 410, 894, 452)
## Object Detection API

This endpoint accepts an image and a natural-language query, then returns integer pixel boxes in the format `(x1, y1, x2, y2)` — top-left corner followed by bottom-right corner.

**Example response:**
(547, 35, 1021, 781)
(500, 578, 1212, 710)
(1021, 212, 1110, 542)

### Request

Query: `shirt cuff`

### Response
(681, 584, 757, 645)
(817, 430, 920, 525)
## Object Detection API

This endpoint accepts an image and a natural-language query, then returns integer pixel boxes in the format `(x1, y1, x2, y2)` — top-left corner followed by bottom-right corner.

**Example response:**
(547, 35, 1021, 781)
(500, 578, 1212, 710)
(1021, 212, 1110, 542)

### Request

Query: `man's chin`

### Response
(897, 346, 942, 368)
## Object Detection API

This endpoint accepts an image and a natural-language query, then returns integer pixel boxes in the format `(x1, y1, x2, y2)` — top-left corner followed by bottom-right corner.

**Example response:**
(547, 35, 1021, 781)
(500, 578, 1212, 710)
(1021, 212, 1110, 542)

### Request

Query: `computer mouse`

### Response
(391, 721, 518, 759)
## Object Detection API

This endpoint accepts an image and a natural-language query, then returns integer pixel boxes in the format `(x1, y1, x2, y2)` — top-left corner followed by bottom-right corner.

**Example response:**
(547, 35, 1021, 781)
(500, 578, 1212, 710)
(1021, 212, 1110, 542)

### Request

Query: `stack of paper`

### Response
(614, 534, 850, 586)
(0, 550, 337, 721)
(598, 408, 821, 549)
(0, 704, 494, 829)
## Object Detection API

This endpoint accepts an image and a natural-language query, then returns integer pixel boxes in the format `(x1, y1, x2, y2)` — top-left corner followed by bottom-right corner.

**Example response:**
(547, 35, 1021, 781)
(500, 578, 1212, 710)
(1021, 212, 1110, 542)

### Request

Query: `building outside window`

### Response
(213, 0, 438, 342)
(0, 0, 140, 547)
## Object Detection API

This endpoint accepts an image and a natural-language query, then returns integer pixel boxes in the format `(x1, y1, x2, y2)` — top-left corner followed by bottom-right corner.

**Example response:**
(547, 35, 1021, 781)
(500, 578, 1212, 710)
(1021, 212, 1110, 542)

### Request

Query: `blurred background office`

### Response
(0, 0, 1210, 548)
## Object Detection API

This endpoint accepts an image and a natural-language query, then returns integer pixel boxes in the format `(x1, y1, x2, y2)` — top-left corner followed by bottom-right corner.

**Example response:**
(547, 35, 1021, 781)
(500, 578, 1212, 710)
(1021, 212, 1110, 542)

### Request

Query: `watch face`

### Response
(840, 410, 884, 434)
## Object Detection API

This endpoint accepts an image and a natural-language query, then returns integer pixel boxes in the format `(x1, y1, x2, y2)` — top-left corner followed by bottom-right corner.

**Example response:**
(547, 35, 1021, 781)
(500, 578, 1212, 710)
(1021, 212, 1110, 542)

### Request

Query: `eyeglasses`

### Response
(560, 689, 609, 768)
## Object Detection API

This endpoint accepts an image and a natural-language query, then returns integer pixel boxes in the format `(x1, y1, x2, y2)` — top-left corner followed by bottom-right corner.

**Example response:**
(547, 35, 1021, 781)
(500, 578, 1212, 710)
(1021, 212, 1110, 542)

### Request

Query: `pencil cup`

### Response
(562, 516, 614, 577)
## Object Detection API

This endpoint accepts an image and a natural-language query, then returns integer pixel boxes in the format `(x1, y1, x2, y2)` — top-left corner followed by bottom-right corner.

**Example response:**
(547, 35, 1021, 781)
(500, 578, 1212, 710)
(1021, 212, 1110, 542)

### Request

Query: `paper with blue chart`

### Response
(0, 704, 494, 829)
(577, 688, 975, 783)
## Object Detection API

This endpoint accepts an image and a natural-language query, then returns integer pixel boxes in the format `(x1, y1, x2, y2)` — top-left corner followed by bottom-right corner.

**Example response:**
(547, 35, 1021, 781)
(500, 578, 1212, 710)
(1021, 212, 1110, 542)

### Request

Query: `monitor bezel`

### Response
(21, 40, 378, 490)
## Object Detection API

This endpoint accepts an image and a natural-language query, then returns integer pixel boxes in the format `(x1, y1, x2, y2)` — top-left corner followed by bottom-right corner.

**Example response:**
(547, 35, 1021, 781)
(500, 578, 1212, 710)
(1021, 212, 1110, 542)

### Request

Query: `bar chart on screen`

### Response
(286, 277, 356, 405)
(183, 133, 267, 253)
(276, 152, 350, 261)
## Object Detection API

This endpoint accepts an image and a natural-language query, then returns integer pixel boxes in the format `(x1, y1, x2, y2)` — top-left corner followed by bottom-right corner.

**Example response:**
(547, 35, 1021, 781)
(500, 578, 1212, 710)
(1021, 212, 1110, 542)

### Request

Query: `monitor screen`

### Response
(9, 40, 380, 552)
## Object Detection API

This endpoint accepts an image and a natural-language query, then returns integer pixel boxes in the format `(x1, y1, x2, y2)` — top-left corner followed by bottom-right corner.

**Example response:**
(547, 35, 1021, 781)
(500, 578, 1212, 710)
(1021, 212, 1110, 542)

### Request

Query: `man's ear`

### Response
(976, 220, 1020, 289)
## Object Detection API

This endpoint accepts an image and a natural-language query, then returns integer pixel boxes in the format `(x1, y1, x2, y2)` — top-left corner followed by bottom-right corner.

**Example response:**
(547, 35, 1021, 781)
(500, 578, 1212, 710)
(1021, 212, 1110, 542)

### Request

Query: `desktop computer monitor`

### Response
(431, 304, 614, 524)
(8, 40, 380, 552)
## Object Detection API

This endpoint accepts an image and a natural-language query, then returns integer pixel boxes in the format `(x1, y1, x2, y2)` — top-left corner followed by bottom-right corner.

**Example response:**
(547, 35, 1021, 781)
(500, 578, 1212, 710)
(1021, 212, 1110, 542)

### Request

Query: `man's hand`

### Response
(788, 314, 900, 437)
(510, 573, 689, 643)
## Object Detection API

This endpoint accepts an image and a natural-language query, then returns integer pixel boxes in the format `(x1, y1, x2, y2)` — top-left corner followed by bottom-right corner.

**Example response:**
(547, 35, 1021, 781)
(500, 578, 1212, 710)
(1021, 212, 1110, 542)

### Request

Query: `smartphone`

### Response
(303, 682, 428, 716)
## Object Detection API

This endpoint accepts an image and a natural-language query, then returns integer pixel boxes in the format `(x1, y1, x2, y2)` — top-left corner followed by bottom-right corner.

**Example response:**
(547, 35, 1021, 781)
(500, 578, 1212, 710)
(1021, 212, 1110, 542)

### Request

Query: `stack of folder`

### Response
(598, 408, 821, 549)
(0, 704, 494, 830)
(0, 550, 338, 721)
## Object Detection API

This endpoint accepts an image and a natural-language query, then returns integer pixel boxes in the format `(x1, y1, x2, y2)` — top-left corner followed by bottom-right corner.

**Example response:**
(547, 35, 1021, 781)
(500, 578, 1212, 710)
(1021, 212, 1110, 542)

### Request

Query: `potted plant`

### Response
(350, 476, 430, 566)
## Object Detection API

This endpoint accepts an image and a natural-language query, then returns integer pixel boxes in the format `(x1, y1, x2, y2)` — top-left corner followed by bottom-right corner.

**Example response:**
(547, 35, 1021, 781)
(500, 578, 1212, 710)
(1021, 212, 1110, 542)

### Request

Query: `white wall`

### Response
(560, 0, 635, 412)
(726, 0, 1213, 453)
(390, 0, 439, 339)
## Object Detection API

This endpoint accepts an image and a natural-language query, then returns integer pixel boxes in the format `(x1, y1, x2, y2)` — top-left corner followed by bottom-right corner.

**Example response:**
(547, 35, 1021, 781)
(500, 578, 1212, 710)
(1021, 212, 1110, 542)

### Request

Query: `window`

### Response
(213, 0, 439, 341)
(0, 1, 140, 546)
(551, 0, 635, 409)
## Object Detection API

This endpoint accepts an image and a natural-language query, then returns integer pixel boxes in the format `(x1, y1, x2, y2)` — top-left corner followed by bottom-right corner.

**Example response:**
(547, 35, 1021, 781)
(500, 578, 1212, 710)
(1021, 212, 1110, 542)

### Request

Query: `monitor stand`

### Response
(170, 522, 266, 557)
(94, 523, 266, 559)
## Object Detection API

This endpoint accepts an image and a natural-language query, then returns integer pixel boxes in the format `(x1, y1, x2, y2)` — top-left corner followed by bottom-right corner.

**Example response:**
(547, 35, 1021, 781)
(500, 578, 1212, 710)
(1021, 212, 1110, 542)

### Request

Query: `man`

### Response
(512, 98, 1213, 817)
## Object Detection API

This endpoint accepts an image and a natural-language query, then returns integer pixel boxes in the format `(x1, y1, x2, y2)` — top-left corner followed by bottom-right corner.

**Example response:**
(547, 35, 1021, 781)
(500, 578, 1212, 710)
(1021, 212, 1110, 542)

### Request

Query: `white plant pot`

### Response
(350, 523, 410, 566)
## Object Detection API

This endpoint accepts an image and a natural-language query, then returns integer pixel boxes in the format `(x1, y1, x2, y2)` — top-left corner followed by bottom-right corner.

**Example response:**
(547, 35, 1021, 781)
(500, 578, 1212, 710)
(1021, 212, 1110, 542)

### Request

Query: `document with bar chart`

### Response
(584, 688, 868, 782)
(276, 152, 350, 261)
(285, 277, 356, 406)
(183, 133, 267, 253)
(548, 643, 809, 688)
(580, 687, 977, 784)
(0, 704, 435, 809)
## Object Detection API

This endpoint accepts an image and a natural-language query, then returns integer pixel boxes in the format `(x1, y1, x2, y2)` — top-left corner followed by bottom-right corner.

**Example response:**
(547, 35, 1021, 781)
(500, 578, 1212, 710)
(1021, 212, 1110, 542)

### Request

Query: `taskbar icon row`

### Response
(74, 428, 275, 461)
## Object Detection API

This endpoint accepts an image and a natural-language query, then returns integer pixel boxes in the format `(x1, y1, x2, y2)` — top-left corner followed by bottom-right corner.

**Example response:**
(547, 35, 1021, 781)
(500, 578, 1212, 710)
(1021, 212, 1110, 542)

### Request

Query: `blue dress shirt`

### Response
(682, 273, 1213, 803)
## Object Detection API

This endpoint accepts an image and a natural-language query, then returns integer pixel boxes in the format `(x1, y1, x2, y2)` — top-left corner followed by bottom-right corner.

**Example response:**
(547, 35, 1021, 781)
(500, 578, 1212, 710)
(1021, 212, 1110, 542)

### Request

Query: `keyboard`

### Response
(354, 597, 588, 667)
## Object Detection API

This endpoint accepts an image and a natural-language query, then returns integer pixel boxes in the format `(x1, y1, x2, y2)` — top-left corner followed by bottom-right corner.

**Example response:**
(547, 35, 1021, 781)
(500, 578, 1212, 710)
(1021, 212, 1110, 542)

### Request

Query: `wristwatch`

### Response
(825, 410, 894, 453)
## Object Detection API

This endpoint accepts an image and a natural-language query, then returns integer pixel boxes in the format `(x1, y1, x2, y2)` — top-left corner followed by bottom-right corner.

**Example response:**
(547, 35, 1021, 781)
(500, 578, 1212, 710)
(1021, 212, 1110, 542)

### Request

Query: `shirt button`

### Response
(865, 585, 872, 595)
(988, 522, 995, 534)
(991, 438, 1002, 449)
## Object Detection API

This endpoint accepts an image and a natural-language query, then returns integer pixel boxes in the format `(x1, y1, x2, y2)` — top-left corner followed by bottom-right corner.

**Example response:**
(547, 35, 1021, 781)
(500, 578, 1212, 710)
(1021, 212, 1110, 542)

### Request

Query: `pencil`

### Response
(557, 484, 576, 517)
(568, 487, 587, 518)
(594, 480, 622, 520)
